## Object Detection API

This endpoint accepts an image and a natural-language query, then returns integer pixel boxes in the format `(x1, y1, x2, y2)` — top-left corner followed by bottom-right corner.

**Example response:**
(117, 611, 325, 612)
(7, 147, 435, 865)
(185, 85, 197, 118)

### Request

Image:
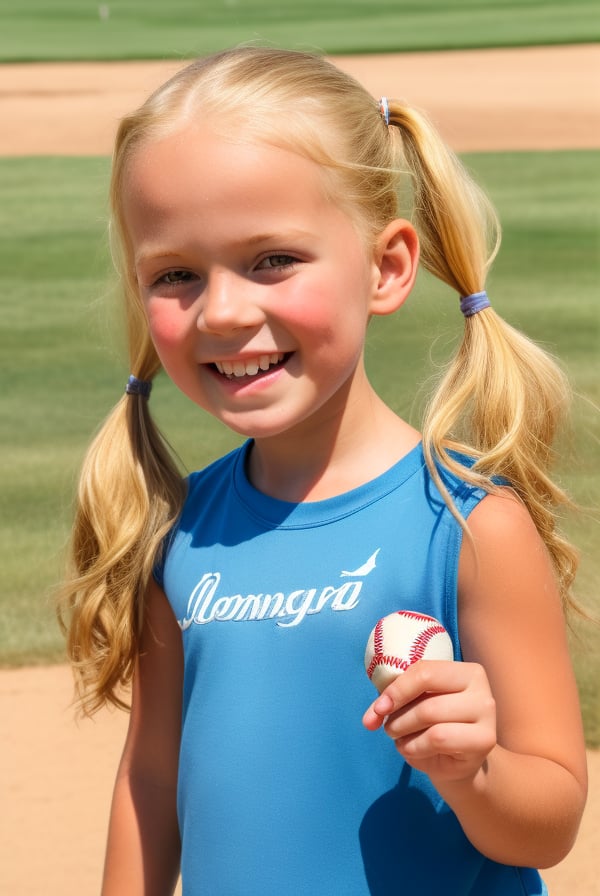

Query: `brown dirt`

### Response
(2, 665, 599, 895)
(1, 44, 599, 155)
(1, 45, 598, 895)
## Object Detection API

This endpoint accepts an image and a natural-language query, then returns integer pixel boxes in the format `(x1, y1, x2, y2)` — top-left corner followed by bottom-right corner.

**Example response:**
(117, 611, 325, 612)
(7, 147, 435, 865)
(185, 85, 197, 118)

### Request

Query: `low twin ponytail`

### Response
(385, 100, 499, 297)
(57, 365, 185, 715)
(385, 99, 579, 609)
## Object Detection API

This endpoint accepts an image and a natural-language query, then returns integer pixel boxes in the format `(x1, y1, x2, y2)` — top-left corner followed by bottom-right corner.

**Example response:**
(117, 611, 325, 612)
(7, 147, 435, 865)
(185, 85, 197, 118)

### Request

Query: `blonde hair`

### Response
(57, 46, 579, 714)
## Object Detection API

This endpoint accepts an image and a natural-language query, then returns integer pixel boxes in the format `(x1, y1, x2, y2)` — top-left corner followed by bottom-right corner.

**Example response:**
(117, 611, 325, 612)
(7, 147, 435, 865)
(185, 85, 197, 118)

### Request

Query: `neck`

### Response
(247, 390, 421, 503)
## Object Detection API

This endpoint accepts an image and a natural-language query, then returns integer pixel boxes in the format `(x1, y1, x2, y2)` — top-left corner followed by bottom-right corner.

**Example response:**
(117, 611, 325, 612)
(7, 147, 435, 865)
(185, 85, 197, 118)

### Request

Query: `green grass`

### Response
(0, 150, 598, 743)
(0, 0, 598, 61)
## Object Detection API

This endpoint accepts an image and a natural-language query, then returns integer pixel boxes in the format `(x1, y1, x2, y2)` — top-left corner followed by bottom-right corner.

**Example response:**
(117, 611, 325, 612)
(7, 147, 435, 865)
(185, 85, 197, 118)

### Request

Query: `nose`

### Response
(197, 270, 263, 334)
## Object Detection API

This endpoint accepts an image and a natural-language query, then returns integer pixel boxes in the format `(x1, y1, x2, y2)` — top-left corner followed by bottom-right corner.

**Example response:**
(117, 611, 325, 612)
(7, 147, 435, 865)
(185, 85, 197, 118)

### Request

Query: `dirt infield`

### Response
(3, 668, 599, 895)
(2, 45, 599, 895)
(1, 44, 599, 155)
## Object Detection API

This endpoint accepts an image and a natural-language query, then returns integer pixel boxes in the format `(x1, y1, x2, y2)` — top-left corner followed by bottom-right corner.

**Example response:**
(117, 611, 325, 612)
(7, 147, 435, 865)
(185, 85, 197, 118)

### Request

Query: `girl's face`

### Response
(122, 123, 384, 443)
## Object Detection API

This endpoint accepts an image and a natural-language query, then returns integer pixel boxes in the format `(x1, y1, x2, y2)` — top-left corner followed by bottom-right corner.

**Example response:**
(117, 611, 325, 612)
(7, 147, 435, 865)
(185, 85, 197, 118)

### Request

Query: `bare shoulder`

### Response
(457, 489, 567, 662)
(464, 488, 543, 550)
(120, 577, 183, 775)
(458, 489, 559, 618)
(141, 575, 185, 657)
(136, 575, 183, 714)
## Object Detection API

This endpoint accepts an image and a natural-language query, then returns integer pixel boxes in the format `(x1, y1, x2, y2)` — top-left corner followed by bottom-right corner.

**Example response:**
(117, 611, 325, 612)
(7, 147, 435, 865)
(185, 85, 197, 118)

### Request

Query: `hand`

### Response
(362, 660, 497, 787)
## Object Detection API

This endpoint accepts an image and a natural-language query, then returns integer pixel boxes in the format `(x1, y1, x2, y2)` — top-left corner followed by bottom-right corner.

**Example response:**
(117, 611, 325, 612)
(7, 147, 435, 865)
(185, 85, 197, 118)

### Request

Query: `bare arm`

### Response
(364, 492, 587, 868)
(102, 577, 183, 895)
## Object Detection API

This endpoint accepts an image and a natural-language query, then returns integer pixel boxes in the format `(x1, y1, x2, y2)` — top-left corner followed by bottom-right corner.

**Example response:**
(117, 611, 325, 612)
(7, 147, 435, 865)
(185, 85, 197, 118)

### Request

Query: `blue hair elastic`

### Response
(460, 290, 491, 318)
(125, 375, 153, 398)
(379, 96, 390, 126)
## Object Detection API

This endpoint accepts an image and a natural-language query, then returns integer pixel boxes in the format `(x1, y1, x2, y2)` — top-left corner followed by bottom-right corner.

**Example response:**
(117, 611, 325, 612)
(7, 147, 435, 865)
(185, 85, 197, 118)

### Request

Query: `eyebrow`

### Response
(221, 229, 315, 252)
(237, 230, 313, 246)
(135, 229, 314, 267)
(135, 250, 185, 266)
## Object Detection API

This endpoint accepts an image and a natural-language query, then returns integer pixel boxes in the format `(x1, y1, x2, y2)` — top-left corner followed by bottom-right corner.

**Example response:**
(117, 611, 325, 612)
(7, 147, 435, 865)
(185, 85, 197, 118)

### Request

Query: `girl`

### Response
(58, 47, 587, 895)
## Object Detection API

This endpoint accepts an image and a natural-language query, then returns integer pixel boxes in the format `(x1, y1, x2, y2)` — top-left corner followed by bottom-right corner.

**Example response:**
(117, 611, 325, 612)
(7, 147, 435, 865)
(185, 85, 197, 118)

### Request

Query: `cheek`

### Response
(145, 303, 199, 397)
(281, 278, 349, 333)
(284, 275, 369, 348)
(145, 301, 191, 353)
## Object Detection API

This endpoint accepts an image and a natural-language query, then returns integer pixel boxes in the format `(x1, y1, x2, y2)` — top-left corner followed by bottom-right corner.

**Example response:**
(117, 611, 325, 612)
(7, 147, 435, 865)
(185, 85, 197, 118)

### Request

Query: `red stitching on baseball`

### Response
(397, 610, 436, 624)
(367, 612, 449, 682)
(367, 654, 410, 678)
(409, 624, 446, 663)
(373, 618, 385, 655)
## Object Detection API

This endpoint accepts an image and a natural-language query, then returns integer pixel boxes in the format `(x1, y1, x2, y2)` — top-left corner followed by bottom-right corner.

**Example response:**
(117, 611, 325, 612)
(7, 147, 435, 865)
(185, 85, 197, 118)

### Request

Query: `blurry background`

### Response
(1, 0, 599, 60)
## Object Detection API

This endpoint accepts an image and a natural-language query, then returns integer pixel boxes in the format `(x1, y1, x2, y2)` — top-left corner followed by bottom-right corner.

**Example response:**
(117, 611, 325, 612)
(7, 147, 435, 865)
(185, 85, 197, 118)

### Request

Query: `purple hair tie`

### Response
(379, 96, 390, 126)
(125, 375, 152, 398)
(460, 290, 491, 317)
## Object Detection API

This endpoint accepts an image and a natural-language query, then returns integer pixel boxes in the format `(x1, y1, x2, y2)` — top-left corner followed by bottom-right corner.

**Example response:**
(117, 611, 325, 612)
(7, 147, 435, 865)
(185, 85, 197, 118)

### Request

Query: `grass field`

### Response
(1, 0, 599, 61)
(1, 149, 598, 742)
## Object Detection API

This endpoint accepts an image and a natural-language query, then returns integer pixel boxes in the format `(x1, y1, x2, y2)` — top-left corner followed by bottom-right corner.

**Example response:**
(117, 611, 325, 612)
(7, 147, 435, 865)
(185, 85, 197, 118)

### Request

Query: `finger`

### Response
(363, 662, 454, 730)
(382, 691, 484, 740)
(393, 733, 480, 781)
(396, 720, 495, 760)
(362, 692, 393, 730)
(366, 660, 463, 718)
(363, 661, 491, 737)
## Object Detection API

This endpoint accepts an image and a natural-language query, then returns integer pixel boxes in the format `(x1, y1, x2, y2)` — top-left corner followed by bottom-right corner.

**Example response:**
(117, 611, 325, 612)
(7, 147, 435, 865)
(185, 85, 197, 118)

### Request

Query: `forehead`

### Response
(121, 122, 354, 247)
(124, 124, 324, 206)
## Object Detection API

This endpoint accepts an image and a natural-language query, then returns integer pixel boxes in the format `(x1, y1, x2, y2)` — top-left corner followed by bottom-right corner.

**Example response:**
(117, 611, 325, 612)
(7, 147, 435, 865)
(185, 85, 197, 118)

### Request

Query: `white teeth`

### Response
(215, 353, 285, 378)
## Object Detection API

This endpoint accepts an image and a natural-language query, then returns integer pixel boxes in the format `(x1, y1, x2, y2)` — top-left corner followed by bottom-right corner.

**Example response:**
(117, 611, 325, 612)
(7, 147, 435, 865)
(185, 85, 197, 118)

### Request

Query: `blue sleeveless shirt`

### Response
(157, 441, 547, 895)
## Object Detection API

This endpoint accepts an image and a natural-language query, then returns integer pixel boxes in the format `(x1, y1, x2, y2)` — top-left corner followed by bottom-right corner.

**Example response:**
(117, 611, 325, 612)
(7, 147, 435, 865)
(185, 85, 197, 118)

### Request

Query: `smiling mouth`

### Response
(213, 352, 288, 380)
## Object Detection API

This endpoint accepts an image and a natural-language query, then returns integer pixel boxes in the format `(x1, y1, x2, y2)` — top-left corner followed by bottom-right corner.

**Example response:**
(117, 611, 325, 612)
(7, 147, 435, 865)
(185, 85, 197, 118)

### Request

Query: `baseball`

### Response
(364, 610, 454, 692)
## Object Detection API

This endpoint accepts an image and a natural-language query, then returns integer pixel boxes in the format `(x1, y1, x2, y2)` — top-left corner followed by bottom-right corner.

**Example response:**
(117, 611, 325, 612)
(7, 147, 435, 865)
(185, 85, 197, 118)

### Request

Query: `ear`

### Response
(368, 219, 419, 317)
